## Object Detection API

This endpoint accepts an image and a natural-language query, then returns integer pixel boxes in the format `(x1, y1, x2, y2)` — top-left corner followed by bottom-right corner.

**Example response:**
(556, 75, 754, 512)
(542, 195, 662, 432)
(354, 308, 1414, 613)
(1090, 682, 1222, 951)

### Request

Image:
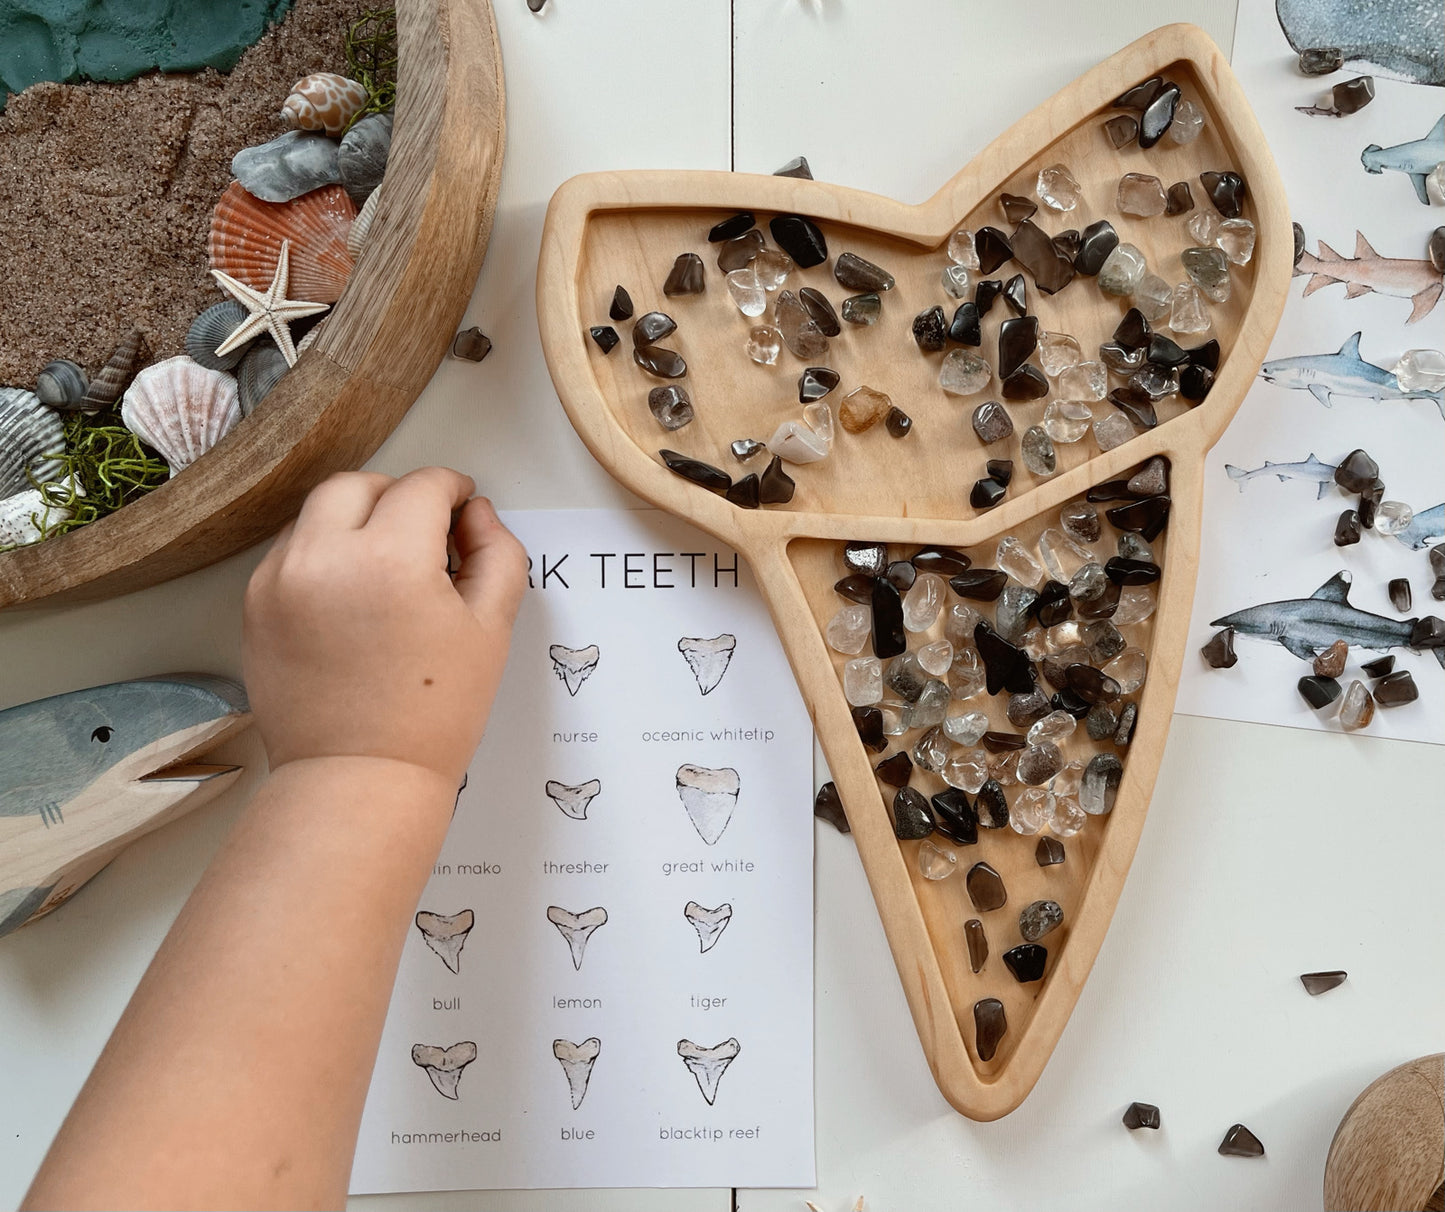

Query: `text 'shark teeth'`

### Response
(553, 1037, 601, 1109)
(677, 633, 737, 695)
(547, 905, 608, 969)
(411, 1041, 477, 1099)
(414, 909, 475, 973)
(545, 778, 602, 820)
(675, 764, 740, 845)
(683, 901, 733, 953)
(548, 644, 600, 696)
(678, 1037, 740, 1105)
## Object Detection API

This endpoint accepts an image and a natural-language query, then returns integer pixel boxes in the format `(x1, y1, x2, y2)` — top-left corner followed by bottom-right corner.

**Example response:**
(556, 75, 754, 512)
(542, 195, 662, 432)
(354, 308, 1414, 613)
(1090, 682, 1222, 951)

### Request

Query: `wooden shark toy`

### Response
(0, 676, 251, 936)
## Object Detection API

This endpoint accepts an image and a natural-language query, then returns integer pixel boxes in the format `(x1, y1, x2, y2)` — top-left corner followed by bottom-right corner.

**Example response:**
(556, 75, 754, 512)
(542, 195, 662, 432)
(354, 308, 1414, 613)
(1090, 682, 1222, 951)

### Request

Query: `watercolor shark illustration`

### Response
(1276, 0, 1445, 86)
(1394, 502, 1445, 551)
(0, 676, 250, 937)
(1361, 116, 1445, 204)
(1224, 453, 1338, 498)
(1212, 570, 1443, 666)
(1294, 232, 1443, 324)
(1259, 332, 1445, 418)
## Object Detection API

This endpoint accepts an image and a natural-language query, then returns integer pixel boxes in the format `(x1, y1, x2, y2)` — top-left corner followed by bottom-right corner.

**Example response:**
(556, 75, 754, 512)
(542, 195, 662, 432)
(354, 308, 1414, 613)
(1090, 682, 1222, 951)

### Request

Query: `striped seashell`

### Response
(35, 360, 88, 409)
(0, 387, 66, 498)
(346, 185, 382, 259)
(81, 329, 152, 410)
(121, 357, 242, 477)
(209, 181, 357, 304)
(281, 73, 368, 136)
(237, 340, 290, 417)
(186, 300, 253, 371)
(0, 481, 80, 549)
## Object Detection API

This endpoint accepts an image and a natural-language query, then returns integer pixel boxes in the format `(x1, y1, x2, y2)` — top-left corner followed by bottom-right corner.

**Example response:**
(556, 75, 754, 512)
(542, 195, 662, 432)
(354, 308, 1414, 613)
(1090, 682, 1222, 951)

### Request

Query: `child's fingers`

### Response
(451, 496, 529, 624)
(294, 471, 397, 533)
(365, 467, 476, 548)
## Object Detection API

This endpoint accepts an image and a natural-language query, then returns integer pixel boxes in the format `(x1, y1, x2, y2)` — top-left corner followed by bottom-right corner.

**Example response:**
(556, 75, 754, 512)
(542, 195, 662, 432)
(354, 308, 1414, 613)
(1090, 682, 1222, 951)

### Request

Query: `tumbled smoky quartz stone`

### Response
(974, 997, 1007, 1060)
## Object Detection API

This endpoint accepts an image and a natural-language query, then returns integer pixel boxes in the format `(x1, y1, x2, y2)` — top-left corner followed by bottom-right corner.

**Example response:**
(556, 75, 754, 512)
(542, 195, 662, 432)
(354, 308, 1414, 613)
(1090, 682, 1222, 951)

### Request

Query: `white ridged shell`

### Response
(0, 387, 66, 497)
(121, 357, 242, 476)
(347, 186, 382, 259)
(0, 481, 80, 548)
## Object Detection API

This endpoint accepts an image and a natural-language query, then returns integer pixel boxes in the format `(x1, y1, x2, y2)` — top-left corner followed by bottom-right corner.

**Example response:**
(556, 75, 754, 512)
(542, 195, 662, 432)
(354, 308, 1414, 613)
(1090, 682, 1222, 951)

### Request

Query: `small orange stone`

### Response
(839, 385, 891, 433)
(1313, 639, 1348, 678)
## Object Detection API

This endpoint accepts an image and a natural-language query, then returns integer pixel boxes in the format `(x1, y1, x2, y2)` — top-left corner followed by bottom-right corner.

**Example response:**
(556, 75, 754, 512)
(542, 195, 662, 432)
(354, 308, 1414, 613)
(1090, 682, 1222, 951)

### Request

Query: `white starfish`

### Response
(209, 239, 329, 367)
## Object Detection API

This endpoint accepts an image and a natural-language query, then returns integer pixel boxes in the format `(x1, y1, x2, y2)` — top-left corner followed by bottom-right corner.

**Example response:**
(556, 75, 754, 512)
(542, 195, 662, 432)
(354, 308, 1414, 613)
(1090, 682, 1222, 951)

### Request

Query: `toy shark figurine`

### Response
(1259, 332, 1445, 418)
(1361, 116, 1445, 204)
(0, 676, 251, 938)
(1212, 570, 1444, 666)
(1294, 232, 1443, 325)
(1224, 453, 1338, 498)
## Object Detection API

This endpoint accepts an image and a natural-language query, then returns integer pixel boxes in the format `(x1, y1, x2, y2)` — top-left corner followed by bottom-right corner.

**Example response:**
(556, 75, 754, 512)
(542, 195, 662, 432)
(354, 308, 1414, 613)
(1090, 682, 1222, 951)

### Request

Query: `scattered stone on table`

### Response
(758, 456, 795, 504)
(971, 478, 1007, 510)
(589, 325, 619, 354)
(648, 385, 693, 430)
(1182, 246, 1232, 302)
(913, 306, 948, 353)
(1374, 501, 1413, 536)
(775, 291, 829, 359)
(1000, 193, 1037, 224)
(1019, 899, 1063, 942)
(1002, 366, 1049, 401)
(1338, 679, 1375, 730)
(841, 293, 881, 326)
(940, 349, 991, 395)
(1002, 274, 1027, 317)
(1299, 970, 1347, 995)
(1334, 510, 1363, 546)
(1361, 654, 1395, 679)
(1003, 943, 1047, 983)
(663, 253, 705, 296)
(769, 214, 827, 268)
(1114, 75, 1162, 110)
(1298, 675, 1342, 710)
(1329, 75, 1376, 114)
(635, 346, 687, 378)
(852, 705, 886, 752)
(975, 279, 1004, 314)
(832, 251, 894, 293)
(1123, 1101, 1162, 1130)
(951, 568, 1008, 601)
(1190, 209, 1224, 246)
(875, 751, 913, 789)
(452, 327, 493, 361)
(1036, 836, 1066, 866)
(839, 385, 892, 434)
(718, 230, 766, 272)
(1334, 448, 1378, 492)
(971, 401, 1014, 445)
(1410, 616, 1445, 648)
(1021, 426, 1057, 476)
(886, 407, 913, 438)
(774, 156, 813, 179)
(965, 861, 1007, 911)
(999, 316, 1040, 378)
(948, 302, 983, 346)
(813, 781, 849, 832)
(1299, 46, 1343, 75)
(1218, 1124, 1265, 1158)
(918, 839, 956, 881)
(1081, 753, 1123, 815)
(1040, 331, 1084, 377)
(1393, 350, 1445, 392)
(1010, 220, 1075, 294)
(1075, 220, 1121, 277)
(1388, 578, 1413, 612)
(1169, 282, 1212, 334)
(1373, 670, 1418, 706)
(1311, 639, 1348, 678)
(726, 269, 767, 317)
(1134, 273, 1175, 321)
(799, 288, 841, 337)
(974, 997, 1007, 1061)
(708, 212, 754, 242)
(608, 286, 634, 321)
(1180, 364, 1215, 400)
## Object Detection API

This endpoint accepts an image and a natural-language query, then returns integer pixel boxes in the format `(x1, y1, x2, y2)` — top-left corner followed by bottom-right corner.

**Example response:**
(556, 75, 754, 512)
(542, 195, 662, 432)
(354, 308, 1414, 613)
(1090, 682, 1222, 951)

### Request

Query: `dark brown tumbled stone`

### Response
(799, 287, 841, 337)
(1218, 1124, 1265, 1158)
(1103, 114, 1139, 148)
(1123, 1102, 1161, 1130)
(885, 407, 913, 438)
(965, 861, 1007, 911)
(1010, 219, 1076, 294)
(708, 212, 755, 242)
(813, 780, 849, 832)
(632, 310, 676, 346)
(660, 449, 729, 492)
(1299, 970, 1347, 995)
(634, 345, 686, 378)
(1113, 76, 1162, 109)
(975, 227, 1014, 275)
(609, 285, 634, 320)
(965, 920, 988, 973)
(833, 251, 895, 292)
(1373, 670, 1418, 706)
(589, 325, 619, 354)
(1002, 365, 1049, 401)
(1200, 170, 1247, 218)
(875, 751, 913, 787)
(769, 214, 828, 267)
(975, 779, 1009, 829)
(851, 705, 886, 752)
(890, 787, 934, 839)
(973, 997, 1007, 1061)
(717, 229, 765, 271)
(912, 305, 947, 353)
(1036, 836, 1066, 866)
(1165, 181, 1195, 215)
(662, 252, 705, 296)
(1000, 192, 1037, 223)
(724, 473, 760, 509)
(1003, 943, 1047, 983)
(951, 568, 1008, 601)
(758, 455, 796, 505)
(972, 400, 1014, 444)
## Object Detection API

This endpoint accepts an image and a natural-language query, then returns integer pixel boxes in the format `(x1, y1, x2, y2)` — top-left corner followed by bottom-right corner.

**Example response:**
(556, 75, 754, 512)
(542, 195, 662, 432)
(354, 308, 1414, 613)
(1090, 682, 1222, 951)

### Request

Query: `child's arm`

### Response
(24, 467, 528, 1212)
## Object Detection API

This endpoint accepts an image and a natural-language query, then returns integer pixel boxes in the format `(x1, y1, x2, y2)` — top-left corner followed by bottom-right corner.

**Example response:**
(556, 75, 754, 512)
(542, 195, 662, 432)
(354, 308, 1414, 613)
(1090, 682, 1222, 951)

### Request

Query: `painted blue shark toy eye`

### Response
(91, 726, 113, 743)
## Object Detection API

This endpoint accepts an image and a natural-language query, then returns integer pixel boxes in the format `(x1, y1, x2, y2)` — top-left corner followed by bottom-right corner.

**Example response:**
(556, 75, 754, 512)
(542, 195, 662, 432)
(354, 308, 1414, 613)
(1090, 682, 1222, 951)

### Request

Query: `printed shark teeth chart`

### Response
(352, 510, 815, 1193)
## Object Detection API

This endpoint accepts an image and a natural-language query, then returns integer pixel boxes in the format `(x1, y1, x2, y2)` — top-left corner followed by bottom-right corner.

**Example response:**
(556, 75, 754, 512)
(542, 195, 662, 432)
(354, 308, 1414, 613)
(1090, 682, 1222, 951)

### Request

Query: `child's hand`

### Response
(243, 468, 529, 785)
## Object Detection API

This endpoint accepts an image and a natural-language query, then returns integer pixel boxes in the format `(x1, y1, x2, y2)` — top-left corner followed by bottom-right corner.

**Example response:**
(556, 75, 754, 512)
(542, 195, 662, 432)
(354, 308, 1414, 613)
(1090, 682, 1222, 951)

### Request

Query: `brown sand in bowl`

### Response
(0, 0, 369, 387)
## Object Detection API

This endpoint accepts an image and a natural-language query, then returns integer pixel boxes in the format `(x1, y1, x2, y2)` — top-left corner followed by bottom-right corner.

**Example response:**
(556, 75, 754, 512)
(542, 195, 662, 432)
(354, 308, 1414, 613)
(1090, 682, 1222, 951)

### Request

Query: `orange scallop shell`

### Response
(208, 182, 357, 304)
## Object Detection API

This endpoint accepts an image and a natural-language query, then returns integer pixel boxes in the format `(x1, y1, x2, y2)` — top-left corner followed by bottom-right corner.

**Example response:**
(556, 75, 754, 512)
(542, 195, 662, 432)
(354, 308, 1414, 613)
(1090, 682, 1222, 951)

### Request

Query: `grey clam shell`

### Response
(237, 340, 290, 416)
(186, 301, 253, 371)
(0, 387, 66, 498)
(338, 112, 392, 208)
(35, 360, 89, 409)
(232, 130, 341, 204)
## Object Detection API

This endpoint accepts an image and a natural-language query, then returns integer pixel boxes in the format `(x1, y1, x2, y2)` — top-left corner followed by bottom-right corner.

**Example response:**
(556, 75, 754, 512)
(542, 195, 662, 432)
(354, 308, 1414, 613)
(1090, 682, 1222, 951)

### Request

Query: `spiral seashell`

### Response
(338, 112, 391, 207)
(0, 481, 80, 549)
(0, 387, 66, 498)
(186, 301, 253, 371)
(209, 181, 357, 304)
(346, 186, 382, 259)
(237, 340, 290, 417)
(81, 329, 152, 411)
(121, 357, 242, 477)
(35, 360, 89, 409)
(281, 73, 368, 136)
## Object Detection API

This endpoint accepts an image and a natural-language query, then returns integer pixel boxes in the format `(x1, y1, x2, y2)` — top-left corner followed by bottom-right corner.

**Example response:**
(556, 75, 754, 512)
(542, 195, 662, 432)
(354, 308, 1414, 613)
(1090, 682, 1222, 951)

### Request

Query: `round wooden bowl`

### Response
(0, 0, 505, 611)
(1325, 1053, 1444, 1212)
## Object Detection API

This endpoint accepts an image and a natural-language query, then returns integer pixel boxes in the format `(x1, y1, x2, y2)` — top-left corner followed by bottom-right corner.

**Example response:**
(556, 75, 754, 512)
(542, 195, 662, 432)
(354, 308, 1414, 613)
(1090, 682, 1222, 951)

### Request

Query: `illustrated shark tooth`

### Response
(546, 905, 608, 970)
(683, 901, 733, 953)
(677, 1037, 740, 1105)
(414, 909, 475, 974)
(410, 1041, 477, 1100)
(552, 1037, 601, 1109)
(675, 764, 740, 845)
(549, 644, 600, 696)
(545, 778, 602, 820)
(677, 633, 737, 695)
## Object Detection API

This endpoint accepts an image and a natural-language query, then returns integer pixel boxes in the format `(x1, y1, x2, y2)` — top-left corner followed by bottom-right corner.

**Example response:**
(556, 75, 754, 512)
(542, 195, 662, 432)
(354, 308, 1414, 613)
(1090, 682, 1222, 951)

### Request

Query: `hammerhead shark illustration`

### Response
(1361, 115, 1445, 204)
(1259, 332, 1445, 418)
(0, 676, 251, 937)
(1213, 571, 1444, 666)
(1294, 231, 1443, 325)
(1224, 453, 1337, 498)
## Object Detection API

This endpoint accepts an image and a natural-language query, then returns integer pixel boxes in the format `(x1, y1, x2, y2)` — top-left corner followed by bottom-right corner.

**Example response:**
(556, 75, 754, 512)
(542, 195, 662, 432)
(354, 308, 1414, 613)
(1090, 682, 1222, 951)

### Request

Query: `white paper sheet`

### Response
(350, 509, 816, 1194)
(1175, 0, 1445, 743)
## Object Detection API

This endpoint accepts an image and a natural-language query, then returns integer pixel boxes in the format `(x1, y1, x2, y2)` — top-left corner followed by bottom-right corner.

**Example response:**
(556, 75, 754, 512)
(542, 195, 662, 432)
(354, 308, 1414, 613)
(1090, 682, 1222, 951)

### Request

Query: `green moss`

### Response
(0, 0, 294, 100)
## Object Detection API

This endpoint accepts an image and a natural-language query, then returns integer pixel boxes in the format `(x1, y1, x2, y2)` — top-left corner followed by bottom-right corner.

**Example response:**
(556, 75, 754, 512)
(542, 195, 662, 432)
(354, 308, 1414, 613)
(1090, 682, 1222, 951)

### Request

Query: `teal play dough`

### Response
(0, 0, 294, 98)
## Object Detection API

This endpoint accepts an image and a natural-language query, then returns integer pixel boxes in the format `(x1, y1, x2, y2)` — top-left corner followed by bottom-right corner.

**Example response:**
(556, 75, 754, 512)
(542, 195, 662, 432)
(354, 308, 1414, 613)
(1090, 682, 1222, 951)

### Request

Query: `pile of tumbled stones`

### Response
(1201, 445, 1443, 729)
(581, 77, 1251, 513)
(812, 459, 1170, 1056)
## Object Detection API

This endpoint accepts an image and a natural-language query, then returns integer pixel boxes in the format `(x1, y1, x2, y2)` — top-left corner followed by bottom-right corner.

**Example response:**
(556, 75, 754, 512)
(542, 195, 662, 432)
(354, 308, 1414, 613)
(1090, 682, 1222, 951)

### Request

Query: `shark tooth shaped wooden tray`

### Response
(537, 24, 1291, 1119)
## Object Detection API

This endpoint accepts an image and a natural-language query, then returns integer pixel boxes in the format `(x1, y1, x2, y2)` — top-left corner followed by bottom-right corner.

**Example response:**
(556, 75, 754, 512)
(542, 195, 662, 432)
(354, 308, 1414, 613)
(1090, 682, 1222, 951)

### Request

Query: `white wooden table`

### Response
(3, 3, 1442, 1209)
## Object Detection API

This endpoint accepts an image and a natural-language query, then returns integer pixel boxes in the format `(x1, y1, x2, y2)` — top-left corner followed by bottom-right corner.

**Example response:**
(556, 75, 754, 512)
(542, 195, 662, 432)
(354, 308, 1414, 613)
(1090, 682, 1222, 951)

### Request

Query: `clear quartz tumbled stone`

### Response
(1169, 97, 1205, 143)
(1048, 621, 1083, 650)
(947, 645, 987, 700)
(1093, 411, 1136, 451)
(903, 573, 946, 632)
(1011, 788, 1054, 834)
(1070, 562, 1109, 602)
(943, 748, 989, 793)
(1393, 349, 1445, 392)
(1036, 163, 1082, 212)
(1132, 273, 1174, 322)
(942, 264, 973, 298)
(750, 247, 793, 291)
(826, 603, 870, 654)
(1049, 795, 1086, 837)
(997, 535, 1045, 587)
(1116, 173, 1168, 217)
(802, 401, 834, 444)
(1052, 760, 1084, 802)
(1187, 209, 1222, 246)
(1216, 218, 1256, 265)
(1043, 400, 1093, 443)
(1028, 709, 1077, 745)
(880, 704, 906, 736)
(1039, 331, 1084, 377)
(1114, 586, 1157, 625)
(1181, 246, 1232, 303)
(1059, 360, 1107, 402)
(1374, 501, 1414, 535)
(843, 656, 882, 705)
(1021, 425, 1057, 477)
(918, 839, 957, 881)
(943, 707, 989, 745)
(902, 679, 950, 729)
(988, 749, 1020, 786)
(944, 603, 985, 648)
(1169, 282, 1211, 334)
(746, 325, 782, 365)
(947, 227, 980, 269)
(917, 639, 954, 677)
(1038, 528, 1094, 581)
(1104, 648, 1148, 693)
(940, 349, 992, 396)
(726, 267, 767, 316)
(1097, 243, 1148, 296)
